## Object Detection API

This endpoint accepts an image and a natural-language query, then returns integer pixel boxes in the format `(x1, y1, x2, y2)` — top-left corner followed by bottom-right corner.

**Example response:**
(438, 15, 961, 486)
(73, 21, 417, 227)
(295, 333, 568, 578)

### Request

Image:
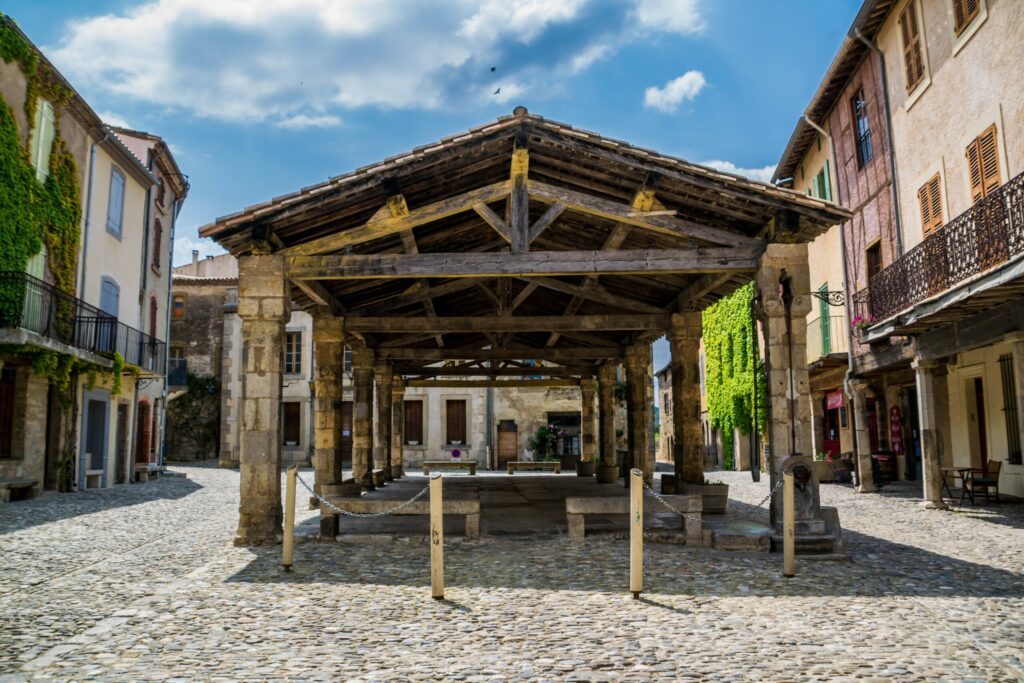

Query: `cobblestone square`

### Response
(2, 466, 1023, 681)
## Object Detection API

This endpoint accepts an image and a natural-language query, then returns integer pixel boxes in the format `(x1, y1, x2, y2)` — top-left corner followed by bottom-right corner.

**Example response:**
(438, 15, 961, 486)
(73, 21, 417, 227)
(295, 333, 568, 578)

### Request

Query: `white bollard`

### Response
(283, 465, 297, 571)
(630, 467, 643, 598)
(430, 473, 445, 599)
(783, 471, 795, 578)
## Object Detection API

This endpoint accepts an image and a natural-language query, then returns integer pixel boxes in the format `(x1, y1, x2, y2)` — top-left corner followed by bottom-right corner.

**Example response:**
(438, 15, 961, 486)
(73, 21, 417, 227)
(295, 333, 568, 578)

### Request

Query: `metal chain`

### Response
(753, 479, 784, 509)
(640, 481, 704, 524)
(296, 472, 431, 518)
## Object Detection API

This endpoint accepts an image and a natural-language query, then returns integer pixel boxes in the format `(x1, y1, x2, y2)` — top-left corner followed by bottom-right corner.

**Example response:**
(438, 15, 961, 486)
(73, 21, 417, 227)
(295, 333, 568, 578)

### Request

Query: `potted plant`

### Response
(851, 314, 875, 336)
(526, 424, 562, 462)
(811, 452, 834, 483)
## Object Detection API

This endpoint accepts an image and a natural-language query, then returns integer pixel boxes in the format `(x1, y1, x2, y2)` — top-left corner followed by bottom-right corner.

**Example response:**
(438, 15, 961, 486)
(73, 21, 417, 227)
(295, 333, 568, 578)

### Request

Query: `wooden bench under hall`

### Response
(565, 494, 702, 544)
(323, 496, 481, 538)
(0, 479, 38, 502)
(423, 460, 477, 475)
(507, 461, 561, 474)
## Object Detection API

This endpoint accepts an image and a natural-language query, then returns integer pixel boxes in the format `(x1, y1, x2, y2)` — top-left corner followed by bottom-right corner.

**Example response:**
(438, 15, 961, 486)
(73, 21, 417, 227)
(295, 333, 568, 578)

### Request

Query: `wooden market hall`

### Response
(199, 108, 849, 546)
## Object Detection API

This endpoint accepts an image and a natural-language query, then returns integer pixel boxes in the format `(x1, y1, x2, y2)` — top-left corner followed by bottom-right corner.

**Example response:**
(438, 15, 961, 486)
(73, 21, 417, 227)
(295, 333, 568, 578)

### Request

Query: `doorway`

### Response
(115, 403, 128, 484)
(822, 405, 841, 458)
(548, 412, 581, 470)
(341, 401, 353, 470)
(905, 387, 921, 480)
(964, 375, 988, 470)
(81, 390, 109, 489)
(497, 419, 518, 469)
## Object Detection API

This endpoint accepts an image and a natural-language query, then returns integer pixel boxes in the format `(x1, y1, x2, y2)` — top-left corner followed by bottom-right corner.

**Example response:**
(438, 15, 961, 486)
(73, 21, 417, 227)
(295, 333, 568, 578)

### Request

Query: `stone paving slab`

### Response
(1, 465, 1022, 680)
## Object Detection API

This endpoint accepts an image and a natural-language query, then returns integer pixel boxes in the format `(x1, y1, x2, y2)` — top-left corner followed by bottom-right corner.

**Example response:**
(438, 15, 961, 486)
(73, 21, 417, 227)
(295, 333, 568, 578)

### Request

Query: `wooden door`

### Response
(823, 407, 841, 458)
(497, 420, 518, 468)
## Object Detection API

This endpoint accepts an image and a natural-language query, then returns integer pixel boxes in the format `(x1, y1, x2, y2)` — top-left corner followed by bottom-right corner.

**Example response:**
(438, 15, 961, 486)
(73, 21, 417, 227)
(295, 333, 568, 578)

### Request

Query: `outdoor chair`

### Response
(966, 460, 1002, 504)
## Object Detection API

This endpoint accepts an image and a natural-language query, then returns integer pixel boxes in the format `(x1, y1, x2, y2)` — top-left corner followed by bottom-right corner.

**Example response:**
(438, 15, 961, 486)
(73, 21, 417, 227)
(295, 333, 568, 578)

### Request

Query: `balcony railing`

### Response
(0, 271, 165, 375)
(854, 170, 1024, 325)
(807, 315, 849, 362)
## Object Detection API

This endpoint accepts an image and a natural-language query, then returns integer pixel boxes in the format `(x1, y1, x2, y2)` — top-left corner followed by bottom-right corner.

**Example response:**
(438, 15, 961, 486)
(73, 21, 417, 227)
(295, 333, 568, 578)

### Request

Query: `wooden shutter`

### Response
(952, 0, 980, 35)
(107, 169, 125, 235)
(152, 219, 162, 270)
(966, 124, 1001, 204)
(404, 400, 423, 443)
(446, 400, 466, 444)
(899, 1, 925, 92)
(917, 173, 944, 235)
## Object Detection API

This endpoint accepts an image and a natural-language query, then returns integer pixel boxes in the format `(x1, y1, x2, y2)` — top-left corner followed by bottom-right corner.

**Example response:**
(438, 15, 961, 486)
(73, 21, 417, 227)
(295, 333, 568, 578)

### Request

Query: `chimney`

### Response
(192, 249, 199, 268)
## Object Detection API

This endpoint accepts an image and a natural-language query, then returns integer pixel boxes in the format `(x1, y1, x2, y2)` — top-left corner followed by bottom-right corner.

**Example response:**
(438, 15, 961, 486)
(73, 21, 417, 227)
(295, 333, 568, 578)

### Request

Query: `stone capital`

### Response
(598, 363, 618, 384)
(351, 347, 374, 369)
(668, 311, 702, 341)
(624, 343, 652, 369)
(373, 363, 394, 383)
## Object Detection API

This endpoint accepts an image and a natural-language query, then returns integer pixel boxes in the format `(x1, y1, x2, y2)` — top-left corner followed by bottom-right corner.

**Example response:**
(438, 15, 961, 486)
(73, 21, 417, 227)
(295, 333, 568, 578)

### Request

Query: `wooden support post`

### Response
(783, 471, 795, 578)
(391, 380, 406, 479)
(429, 473, 445, 600)
(374, 363, 394, 481)
(630, 468, 643, 598)
(282, 465, 297, 571)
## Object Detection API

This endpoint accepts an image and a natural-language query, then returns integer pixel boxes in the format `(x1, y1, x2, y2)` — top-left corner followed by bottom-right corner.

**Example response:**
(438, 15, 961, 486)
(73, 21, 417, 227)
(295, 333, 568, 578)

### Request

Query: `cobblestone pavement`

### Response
(1, 465, 1023, 681)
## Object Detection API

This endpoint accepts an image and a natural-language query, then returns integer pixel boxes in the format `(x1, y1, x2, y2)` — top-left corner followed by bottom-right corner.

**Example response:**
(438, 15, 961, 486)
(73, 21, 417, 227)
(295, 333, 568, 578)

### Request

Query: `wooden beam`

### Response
(528, 180, 762, 248)
(405, 379, 581, 389)
(283, 180, 511, 256)
(348, 278, 479, 316)
(345, 314, 669, 333)
(510, 142, 529, 252)
(674, 272, 736, 311)
(396, 213, 445, 347)
(291, 279, 345, 314)
(526, 202, 565, 245)
(472, 202, 513, 243)
(396, 366, 594, 378)
(289, 247, 760, 280)
(526, 276, 665, 314)
(511, 282, 538, 311)
(377, 347, 624, 361)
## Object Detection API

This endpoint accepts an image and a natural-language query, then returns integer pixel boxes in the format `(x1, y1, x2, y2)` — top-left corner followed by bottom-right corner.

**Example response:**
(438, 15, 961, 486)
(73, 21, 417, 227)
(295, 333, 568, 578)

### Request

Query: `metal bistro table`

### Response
(941, 466, 976, 505)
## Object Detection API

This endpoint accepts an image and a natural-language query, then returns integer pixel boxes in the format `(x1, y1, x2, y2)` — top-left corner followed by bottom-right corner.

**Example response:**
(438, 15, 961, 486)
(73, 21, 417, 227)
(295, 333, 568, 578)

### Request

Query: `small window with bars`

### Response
(404, 400, 424, 444)
(284, 331, 302, 375)
(851, 89, 873, 168)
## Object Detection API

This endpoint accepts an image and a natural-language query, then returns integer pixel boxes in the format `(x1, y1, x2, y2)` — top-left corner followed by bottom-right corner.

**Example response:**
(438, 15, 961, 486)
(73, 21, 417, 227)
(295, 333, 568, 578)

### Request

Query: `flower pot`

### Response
(576, 460, 595, 477)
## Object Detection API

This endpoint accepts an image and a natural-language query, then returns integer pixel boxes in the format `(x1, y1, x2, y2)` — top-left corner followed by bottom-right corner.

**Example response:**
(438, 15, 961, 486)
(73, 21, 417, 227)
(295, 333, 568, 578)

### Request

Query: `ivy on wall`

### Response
(702, 283, 766, 468)
(167, 374, 221, 461)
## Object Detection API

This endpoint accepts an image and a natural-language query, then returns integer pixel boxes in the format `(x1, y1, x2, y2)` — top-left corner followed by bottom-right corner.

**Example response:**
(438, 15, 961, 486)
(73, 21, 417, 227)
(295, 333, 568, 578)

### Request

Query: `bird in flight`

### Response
(494, 87, 501, 95)
(490, 66, 496, 72)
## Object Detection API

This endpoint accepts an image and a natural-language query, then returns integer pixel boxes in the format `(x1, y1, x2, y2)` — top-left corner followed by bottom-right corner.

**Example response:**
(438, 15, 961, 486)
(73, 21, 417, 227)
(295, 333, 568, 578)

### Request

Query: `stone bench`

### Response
(507, 461, 561, 474)
(423, 460, 476, 475)
(134, 465, 157, 483)
(565, 494, 702, 544)
(0, 479, 38, 502)
(323, 496, 481, 538)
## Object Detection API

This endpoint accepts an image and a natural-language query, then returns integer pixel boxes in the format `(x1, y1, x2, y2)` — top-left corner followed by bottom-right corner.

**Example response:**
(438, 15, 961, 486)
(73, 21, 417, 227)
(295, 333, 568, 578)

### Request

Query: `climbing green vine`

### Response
(702, 283, 767, 469)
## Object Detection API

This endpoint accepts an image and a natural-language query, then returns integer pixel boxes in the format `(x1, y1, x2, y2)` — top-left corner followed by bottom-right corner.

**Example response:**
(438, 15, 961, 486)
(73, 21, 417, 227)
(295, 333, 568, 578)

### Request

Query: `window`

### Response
(99, 276, 120, 317)
(866, 242, 883, 281)
(282, 402, 301, 447)
(172, 294, 186, 319)
(966, 124, 1001, 204)
(344, 347, 352, 373)
(285, 332, 302, 375)
(851, 89, 873, 168)
(446, 400, 466, 444)
(151, 218, 163, 272)
(149, 297, 158, 339)
(28, 99, 56, 184)
(917, 173, 944, 235)
(404, 400, 423, 444)
(898, 1, 926, 92)
(810, 163, 832, 201)
(952, 0, 981, 35)
(156, 178, 166, 207)
(106, 167, 126, 238)
(999, 354, 1021, 464)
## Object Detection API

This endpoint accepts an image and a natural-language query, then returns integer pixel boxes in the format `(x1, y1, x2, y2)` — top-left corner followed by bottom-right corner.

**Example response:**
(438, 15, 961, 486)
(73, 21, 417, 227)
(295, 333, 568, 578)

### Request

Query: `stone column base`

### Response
(233, 513, 281, 547)
(596, 464, 618, 483)
(920, 500, 948, 511)
(576, 460, 596, 477)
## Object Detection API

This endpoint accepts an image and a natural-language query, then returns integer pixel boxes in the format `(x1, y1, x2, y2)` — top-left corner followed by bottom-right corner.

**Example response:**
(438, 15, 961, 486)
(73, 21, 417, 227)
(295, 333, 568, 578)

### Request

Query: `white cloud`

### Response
(701, 159, 777, 184)
(634, 0, 705, 34)
(48, 0, 707, 124)
(173, 234, 227, 268)
(643, 70, 706, 113)
(277, 114, 342, 130)
(98, 111, 132, 128)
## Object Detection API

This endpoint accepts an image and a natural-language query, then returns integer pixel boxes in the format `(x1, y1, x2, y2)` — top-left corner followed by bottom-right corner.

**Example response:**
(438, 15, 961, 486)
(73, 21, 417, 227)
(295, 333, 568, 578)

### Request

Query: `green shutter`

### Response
(31, 100, 56, 184)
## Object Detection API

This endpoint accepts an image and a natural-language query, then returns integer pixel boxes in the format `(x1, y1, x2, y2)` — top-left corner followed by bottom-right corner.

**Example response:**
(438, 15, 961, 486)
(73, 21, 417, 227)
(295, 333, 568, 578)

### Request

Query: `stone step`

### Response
(769, 533, 836, 554)
(703, 519, 772, 552)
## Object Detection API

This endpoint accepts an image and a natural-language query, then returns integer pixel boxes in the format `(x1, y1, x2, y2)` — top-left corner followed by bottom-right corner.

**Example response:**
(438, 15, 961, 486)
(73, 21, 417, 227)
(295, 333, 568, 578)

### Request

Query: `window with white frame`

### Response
(285, 331, 302, 375)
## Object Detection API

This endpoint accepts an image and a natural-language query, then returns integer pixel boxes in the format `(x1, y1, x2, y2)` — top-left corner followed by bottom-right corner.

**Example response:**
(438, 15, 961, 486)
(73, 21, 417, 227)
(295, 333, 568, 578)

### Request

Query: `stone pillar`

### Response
(809, 390, 826, 459)
(577, 378, 597, 476)
(234, 255, 288, 547)
(756, 243, 814, 528)
(312, 310, 344, 492)
(391, 379, 406, 479)
(669, 312, 703, 485)
(849, 380, 876, 493)
(914, 359, 948, 509)
(374, 363, 393, 482)
(597, 363, 618, 483)
(625, 343, 654, 487)
(351, 347, 374, 490)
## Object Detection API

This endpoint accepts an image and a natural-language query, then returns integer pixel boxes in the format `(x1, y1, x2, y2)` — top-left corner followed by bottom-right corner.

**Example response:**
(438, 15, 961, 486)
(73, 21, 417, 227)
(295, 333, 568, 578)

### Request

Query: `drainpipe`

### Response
(79, 132, 111, 298)
(852, 27, 905, 259)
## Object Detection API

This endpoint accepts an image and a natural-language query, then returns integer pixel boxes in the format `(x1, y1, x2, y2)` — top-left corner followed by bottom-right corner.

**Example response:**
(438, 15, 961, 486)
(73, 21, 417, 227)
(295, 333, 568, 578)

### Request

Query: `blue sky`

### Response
(4, 0, 859, 371)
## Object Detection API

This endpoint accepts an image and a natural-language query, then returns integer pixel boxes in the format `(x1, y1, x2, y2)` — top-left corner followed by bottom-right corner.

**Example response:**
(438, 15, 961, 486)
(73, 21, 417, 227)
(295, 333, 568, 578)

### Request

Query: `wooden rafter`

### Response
(344, 314, 668, 333)
(375, 347, 623, 361)
(525, 276, 664, 314)
(406, 379, 582, 388)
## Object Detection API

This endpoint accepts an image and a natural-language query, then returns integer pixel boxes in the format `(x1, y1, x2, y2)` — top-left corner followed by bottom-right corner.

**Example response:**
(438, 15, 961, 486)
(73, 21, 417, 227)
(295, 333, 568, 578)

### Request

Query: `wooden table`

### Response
(941, 466, 977, 504)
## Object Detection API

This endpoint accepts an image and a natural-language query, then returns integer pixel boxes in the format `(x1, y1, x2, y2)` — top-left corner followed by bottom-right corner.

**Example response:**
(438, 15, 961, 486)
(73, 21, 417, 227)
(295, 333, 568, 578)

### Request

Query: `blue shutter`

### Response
(106, 168, 125, 238)
(100, 277, 120, 317)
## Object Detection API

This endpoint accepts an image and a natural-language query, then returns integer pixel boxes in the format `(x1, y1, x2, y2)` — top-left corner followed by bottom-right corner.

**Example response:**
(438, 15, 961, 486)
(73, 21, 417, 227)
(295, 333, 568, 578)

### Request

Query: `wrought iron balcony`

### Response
(854, 171, 1024, 328)
(0, 271, 166, 375)
(807, 314, 849, 363)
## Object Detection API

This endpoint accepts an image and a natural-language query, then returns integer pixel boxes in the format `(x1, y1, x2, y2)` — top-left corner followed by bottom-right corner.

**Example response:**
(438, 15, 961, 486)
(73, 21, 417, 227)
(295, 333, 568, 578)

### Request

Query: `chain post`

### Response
(630, 468, 643, 599)
(783, 471, 796, 577)
(429, 473, 445, 600)
(283, 465, 297, 571)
